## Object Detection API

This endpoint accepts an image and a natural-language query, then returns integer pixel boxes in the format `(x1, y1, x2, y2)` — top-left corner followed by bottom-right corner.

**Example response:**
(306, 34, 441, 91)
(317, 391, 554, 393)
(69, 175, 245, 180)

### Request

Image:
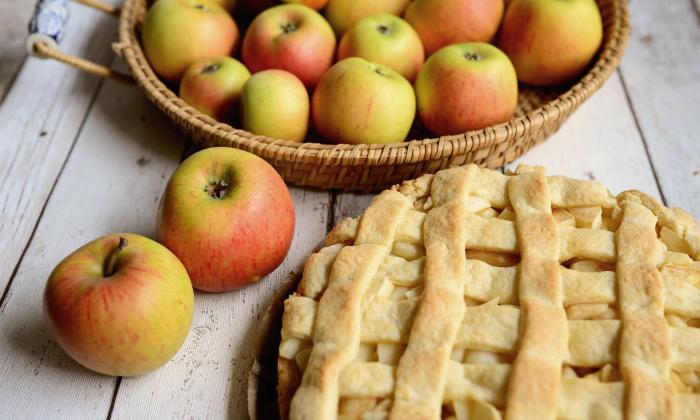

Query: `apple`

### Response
(324, 0, 410, 36)
(179, 56, 251, 122)
(44, 234, 194, 376)
(242, 4, 336, 88)
(281, 0, 328, 10)
(404, 0, 504, 55)
(241, 70, 309, 142)
(498, 0, 603, 86)
(157, 147, 295, 292)
(312, 57, 416, 145)
(338, 14, 424, 82)
(142, 0, 239, 82)
(415, 42, 518, 135)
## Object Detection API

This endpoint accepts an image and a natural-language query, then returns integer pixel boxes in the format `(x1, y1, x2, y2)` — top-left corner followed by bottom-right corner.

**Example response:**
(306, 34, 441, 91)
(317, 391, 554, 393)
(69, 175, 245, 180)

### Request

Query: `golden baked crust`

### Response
(278, 164, 700, 420)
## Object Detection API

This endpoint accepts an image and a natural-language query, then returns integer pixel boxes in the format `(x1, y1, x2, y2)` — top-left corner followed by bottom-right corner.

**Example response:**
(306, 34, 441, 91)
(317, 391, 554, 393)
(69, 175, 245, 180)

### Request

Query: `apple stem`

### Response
(104, 237, 128, 277)
(280, 22, 297, 34)
(205, 179, 229, 199)
(202, 64, 220, 74)
(464, 52, 481, 61)
(373, 67, 386, 76)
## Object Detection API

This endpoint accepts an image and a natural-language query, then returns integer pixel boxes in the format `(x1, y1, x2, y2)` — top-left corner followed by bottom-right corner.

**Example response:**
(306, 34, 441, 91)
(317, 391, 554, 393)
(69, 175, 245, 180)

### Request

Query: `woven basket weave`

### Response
(115, 0, 629, 192)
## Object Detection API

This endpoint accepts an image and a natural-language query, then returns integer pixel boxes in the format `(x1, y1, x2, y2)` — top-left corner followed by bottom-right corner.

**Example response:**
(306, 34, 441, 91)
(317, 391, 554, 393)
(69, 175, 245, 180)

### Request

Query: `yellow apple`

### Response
(415, 43, 518, 135)
(338, 14, 424, 82)
(241, 70, 309, 142)
(324, 0, 410, 36)
(179, 56, 251, 122)
(312, 57, 416, 145)
(142, 0, 239, 82)
(404, 0, 504, 55)
(499, 0, 603, 86)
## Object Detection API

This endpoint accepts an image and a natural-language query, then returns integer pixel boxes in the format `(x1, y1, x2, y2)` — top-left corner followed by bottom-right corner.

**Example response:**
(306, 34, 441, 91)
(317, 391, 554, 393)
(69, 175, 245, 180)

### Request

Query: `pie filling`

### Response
(278, 165, 700, 420)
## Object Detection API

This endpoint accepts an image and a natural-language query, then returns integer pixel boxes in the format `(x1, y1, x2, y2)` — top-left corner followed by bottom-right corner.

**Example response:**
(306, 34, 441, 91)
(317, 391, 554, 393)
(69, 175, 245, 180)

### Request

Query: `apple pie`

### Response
(277, 164, 700, 419)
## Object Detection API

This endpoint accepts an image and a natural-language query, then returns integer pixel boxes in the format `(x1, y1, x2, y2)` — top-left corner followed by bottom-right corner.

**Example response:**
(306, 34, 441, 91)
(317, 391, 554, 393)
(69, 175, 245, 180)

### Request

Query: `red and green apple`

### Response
(404, 0, 504, 55)
(242, 4, 336, 88)
(179, 56, 251, 122)
(415, 42, 518, 135)
(499, 0, 603, 86)
(44, 233, 194, 376)
(157, 147, 295, 292)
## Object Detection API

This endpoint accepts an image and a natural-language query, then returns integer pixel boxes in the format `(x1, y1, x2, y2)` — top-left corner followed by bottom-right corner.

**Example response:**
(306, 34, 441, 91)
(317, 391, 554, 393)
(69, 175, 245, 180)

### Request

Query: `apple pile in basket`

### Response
(142, 0, 604, 144)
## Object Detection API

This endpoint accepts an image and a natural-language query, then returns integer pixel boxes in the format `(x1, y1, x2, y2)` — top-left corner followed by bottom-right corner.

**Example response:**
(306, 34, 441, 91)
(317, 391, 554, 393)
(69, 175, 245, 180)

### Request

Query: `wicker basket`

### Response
(112, 0, 629, 192)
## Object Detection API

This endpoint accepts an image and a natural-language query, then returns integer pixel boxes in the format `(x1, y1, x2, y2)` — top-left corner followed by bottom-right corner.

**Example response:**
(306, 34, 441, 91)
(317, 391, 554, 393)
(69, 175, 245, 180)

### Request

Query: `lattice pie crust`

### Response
(277, 165, 700, 420)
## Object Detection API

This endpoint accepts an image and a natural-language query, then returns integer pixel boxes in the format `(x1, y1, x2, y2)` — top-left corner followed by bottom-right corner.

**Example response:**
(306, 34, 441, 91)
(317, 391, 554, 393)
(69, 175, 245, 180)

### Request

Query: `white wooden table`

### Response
(0, 0, 698, 418)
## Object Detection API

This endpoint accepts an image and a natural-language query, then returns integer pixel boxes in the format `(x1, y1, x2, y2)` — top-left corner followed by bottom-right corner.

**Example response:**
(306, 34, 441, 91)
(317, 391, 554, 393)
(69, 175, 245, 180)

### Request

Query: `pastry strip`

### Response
(616, 201, 675, 418)
(505, 166, 568, 419)
(289, 191, 410, 420)
(389, 166, 471, 419)
(282, 296, 700, 371)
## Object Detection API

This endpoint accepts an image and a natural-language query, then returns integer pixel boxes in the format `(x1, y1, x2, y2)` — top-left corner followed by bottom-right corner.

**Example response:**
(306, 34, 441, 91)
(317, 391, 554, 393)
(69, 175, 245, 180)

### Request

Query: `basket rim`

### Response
(115, 0, 630, 168)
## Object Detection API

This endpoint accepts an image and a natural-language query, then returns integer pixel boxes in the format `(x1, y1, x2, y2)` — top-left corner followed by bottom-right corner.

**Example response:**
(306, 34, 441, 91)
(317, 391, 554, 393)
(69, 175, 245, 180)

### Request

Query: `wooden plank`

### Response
(509, 72, 661, 199)
(111, 187, 330, 419)
(617, 0, 700, 214)
(332, 192, 374, 226)
(0, 0, 35, 102)
(0, 0, 120, 297)
(0, 73, 187, 417)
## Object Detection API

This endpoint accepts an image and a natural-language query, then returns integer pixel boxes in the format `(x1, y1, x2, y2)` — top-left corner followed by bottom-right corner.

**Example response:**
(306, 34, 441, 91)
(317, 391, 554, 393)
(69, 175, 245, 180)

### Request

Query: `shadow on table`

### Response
(6, 307, 103, 380)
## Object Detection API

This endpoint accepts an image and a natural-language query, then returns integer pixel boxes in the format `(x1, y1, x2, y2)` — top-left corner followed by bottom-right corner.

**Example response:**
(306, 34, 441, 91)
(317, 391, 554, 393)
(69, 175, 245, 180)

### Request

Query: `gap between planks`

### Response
(617, 70, 668, 206)
(616, 0, 700, 215)
(0, 74, 109, 310)
(507, 70, 661, 200)
(0, 0, 121, 305)
(0, 68, 187, 418)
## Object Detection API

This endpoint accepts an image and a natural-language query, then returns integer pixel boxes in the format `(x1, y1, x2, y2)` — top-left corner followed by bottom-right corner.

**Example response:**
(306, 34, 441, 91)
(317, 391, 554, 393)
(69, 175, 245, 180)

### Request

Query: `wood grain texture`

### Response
(618, 0, 700, 214)
(0, 72, 186, 418)
(332, 193, 374, 226)
(510, 73, 661, 200)
(0, 0, 35, 102)
(111, 187, 330, 419)
(0, 0, 120, 297)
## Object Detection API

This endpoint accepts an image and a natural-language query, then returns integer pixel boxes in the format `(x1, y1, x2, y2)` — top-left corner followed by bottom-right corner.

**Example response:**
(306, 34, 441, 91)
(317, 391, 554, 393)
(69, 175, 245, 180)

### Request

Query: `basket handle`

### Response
(26, 0, 133, 84)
